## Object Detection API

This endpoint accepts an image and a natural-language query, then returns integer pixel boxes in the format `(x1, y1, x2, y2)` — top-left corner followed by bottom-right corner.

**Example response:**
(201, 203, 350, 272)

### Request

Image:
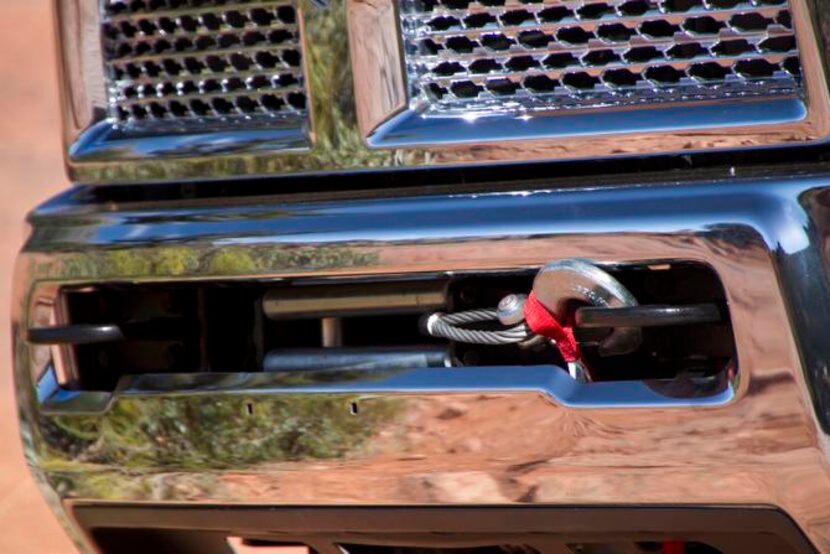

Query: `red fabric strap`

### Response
(523, 292, 581, 363)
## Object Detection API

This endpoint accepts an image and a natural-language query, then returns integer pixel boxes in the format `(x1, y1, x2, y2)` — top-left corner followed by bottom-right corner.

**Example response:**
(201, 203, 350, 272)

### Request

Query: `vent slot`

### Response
(83, 533, 804, 554)
(102, 0, 308, 130)
(74, 506, 816, 554)
(35, 263, 736, 395)
(399, 0, 803, 115)
(59, 280, 449, 391)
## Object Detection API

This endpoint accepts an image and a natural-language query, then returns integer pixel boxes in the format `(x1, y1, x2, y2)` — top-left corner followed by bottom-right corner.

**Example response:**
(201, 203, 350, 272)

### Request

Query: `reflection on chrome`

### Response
(13, 176, 830, 551)
(398, 0, 802, 115)
(54, 0, 830, 184)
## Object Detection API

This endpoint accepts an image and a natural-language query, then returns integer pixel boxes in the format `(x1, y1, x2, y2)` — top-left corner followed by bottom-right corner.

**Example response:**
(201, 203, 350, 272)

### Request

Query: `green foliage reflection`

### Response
(34, 244, 378, 280)
(46, 395, 399, 470)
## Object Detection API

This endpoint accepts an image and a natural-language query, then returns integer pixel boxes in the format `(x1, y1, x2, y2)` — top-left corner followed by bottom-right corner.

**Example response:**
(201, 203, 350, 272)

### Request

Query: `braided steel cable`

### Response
(425, 309, 534, 345)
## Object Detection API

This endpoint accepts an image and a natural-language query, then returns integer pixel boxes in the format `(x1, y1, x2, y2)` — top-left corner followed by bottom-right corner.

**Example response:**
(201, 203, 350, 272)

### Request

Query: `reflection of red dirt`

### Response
(0, 1, 74, 552)
(221, 372, 821, 506)
(1, 4, 827, 554)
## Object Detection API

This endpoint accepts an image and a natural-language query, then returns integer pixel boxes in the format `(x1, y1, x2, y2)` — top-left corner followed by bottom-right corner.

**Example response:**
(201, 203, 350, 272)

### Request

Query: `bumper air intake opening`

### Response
(29, 262, 736, 402)
(73, 506, 815, 554)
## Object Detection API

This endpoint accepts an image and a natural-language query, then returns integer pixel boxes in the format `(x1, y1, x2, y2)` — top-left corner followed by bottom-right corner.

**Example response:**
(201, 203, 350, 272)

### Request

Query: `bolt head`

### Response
(497, 294, 527, 326)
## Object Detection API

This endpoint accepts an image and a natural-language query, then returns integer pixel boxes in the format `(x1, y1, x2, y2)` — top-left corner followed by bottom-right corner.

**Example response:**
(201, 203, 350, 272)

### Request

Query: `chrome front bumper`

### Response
(14, 174, 830, 551)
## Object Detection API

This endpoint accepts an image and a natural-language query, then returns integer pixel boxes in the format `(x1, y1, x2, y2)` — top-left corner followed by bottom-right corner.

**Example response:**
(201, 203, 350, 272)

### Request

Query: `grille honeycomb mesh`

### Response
(102, 0, 306, 129)
(399, 0, 802, 114)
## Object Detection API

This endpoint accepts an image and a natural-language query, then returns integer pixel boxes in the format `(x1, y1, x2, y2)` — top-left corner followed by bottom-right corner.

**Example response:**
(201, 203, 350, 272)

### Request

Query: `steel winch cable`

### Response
(422, 260, 724, 383)
(424, 309, 534, 345)
(424, 300, 722, 346)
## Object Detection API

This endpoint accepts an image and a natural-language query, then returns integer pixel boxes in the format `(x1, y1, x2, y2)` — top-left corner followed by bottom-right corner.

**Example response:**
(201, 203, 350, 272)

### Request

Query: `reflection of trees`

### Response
(25, 240, 392, 499)
(45, 395, 399, 470)
(74, 0, 425, 184)
(303, 0, 397, 168)
(703, 223, 766, 252)
(33, 244, 378, 280)
(30, 363, 402, 500)
(47, 469, 213, 501)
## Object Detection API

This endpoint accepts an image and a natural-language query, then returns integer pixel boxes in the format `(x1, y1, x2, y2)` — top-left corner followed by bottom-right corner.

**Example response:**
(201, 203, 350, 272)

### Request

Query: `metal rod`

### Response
(575, 303, 722, 329)
(263, 346, 451, 373)
(27, 324, 125, 345)
(263, 281, 447, 320)
(321, 317, 343, 348)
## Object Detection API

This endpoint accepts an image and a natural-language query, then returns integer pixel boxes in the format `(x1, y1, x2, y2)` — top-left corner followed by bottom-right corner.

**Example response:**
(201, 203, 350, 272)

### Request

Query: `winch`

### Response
(30, 258, 730, 391)
(424, 259, 721, 382)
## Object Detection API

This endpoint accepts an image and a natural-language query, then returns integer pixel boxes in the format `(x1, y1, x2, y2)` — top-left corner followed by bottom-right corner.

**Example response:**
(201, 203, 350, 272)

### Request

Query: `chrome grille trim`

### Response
(101, 0, 308, 128)
(56, 0, 830, 183)
(399, 0, 802, 113)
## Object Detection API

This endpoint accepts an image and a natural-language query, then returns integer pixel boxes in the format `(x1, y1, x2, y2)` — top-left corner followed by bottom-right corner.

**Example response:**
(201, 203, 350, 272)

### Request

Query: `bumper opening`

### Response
(72, 506, 816, 554)
(31, 262, 734, 400)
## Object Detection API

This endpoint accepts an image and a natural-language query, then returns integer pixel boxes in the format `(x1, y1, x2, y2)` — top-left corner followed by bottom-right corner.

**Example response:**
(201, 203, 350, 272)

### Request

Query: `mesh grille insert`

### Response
(102, 0, 307, 130)
(399, 0, 803, 115)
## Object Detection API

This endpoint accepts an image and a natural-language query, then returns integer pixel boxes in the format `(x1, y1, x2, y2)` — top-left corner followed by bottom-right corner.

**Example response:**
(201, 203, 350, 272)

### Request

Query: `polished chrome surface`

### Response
(399, 0, 801, 114)
(58, 0, 830, 183)
(65, 0, 312, 177)
(13, 175, 830, 552)
(101, 0, 307, 130)
(55, 0, 108, 146)
(361, 0, 829, 150)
